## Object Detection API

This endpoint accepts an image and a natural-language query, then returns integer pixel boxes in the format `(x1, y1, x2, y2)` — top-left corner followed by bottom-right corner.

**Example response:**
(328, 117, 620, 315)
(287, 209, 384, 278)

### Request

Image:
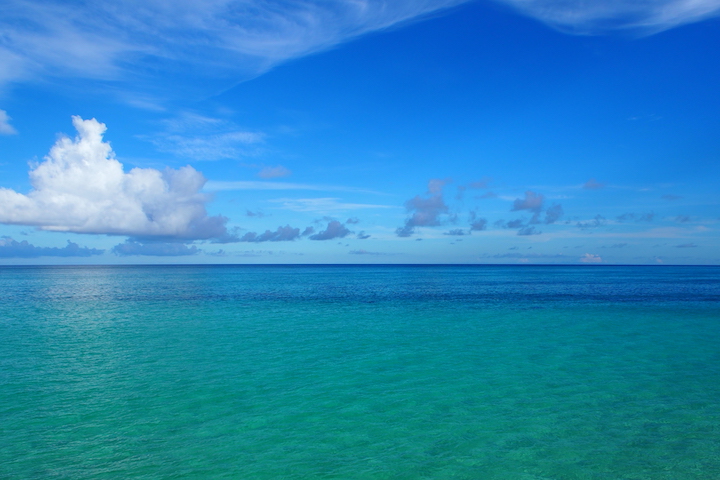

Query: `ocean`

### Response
(1, 265, 719, 479)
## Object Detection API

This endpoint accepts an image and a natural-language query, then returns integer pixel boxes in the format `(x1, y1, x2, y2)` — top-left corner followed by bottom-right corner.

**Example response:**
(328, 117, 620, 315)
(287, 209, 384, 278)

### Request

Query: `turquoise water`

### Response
(1, 265, 719, 479)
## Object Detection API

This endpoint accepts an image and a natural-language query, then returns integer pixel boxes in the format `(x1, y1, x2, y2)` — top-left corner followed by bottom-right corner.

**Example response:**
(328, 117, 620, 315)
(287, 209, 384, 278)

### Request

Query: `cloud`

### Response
(146, 113, 263, 161)
(476, 192, 498, 199)
(0, 0, 469, 95)
(0, 117, 235, 242)
(582, 178, 605, 190)
(0, 110, 17, 135)
(258, 165, 291, 179)
(617, 212, 655, 222)
(356, 231, 371, 240)
(518, 226, 540, 236)
(662, 194, 683, 201)
(468, 178, 491, 189)
(310, 220, 351, 240)
(444, 228, 467, 236)
(495, 0, 720, 35)
(487, 252, 567, 259)
(577, 214, 607, 230)
(610, 243, 628, 248)
(396, 180, 452, 237)
(349, 249, 395, 256)
(346, 217, 360, 224)
(544, 204, 564, 224)
(512, 191, 545, 213)
(112, 240, 199, 256)
(676, 243, 698, 248)
(470, 219, 488, 231)
(240, 225, 302, 242)
(468, 211, 487, 231)
(427, 177, 452, 194)
(0, 237, 103, 258)
(205, 181, 383, 195)
(580, 253, 602, 263)
(674, 215, 691, 223)
(246, 210, 265, 218)
(272, 197, 393, 213)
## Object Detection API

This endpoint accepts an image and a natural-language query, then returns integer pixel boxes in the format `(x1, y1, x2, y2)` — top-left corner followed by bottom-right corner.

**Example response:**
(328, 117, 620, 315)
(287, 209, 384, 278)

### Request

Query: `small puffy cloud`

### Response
(476, 192, 497, 199)
(580, 253, 602, 263)
(0, 117, 235, 242)
(444, 228, 466, 236)
(310, 220, 351, 240)
(0, 237, 103, 258)
(582, 178, 605, 190)
(240, 225, 301, 242)
(246, 210, 265, 217)
(506, 219, 525, 229)
(0, 110, 17, 135)
(112, 240, 199, 256)
(468, 177, 491, 189)
(356, 231, 370, 240)
(427, 178, 452, 194)
(468, 211, 487, 231)
(512, 191, 544, 213)
(470, 218, 487, 231)
(396, 182, 451, 237)
(544, 204, 563, 224)
(258, 165, 291, 179)
(577, 214, 606, 230)
(518, 226, 540, 236)
(617, 212, 655, 222)
(661, 194, 683, 201)
(346, 217, 360, 224)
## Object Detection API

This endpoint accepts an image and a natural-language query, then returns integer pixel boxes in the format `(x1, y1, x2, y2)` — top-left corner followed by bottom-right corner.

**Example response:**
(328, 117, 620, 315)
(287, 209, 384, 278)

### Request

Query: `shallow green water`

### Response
(2, 265, 719, 478)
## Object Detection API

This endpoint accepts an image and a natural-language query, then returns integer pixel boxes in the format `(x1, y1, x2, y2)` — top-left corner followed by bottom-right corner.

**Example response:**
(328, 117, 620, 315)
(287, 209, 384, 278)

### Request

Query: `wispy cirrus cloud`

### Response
(0, 110, 17, 135)
(583, 178, 605, 190)
(2, 0, 715, 102)
(144, 113, 264, 161)
(272, 197, 394, 213)
(258, 165, 291, 179)
(0, 0, 469, 96)
(205, 181, 383, 195)
(496, 0, 720, 34)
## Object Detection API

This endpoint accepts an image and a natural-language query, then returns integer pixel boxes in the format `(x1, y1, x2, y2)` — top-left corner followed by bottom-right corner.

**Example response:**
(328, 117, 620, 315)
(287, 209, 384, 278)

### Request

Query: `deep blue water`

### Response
(1, 265, 719, 479)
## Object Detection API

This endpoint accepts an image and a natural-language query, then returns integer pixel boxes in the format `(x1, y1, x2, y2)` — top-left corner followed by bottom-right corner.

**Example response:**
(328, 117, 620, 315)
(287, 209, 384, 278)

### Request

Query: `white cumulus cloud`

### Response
(0, 116, 234, 241)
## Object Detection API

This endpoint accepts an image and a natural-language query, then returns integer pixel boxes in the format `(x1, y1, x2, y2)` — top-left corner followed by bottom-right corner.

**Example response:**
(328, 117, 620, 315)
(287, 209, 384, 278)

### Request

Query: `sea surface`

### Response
(1, 265, 719, 479)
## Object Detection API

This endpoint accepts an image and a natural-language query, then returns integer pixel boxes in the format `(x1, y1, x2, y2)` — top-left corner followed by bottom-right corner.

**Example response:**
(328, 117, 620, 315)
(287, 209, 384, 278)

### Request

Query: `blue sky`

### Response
(1, 0, 719, 264)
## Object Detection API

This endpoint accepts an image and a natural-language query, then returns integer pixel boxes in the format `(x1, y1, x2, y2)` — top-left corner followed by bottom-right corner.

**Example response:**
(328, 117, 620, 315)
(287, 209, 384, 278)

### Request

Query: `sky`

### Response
(0, 0, 719, 265)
